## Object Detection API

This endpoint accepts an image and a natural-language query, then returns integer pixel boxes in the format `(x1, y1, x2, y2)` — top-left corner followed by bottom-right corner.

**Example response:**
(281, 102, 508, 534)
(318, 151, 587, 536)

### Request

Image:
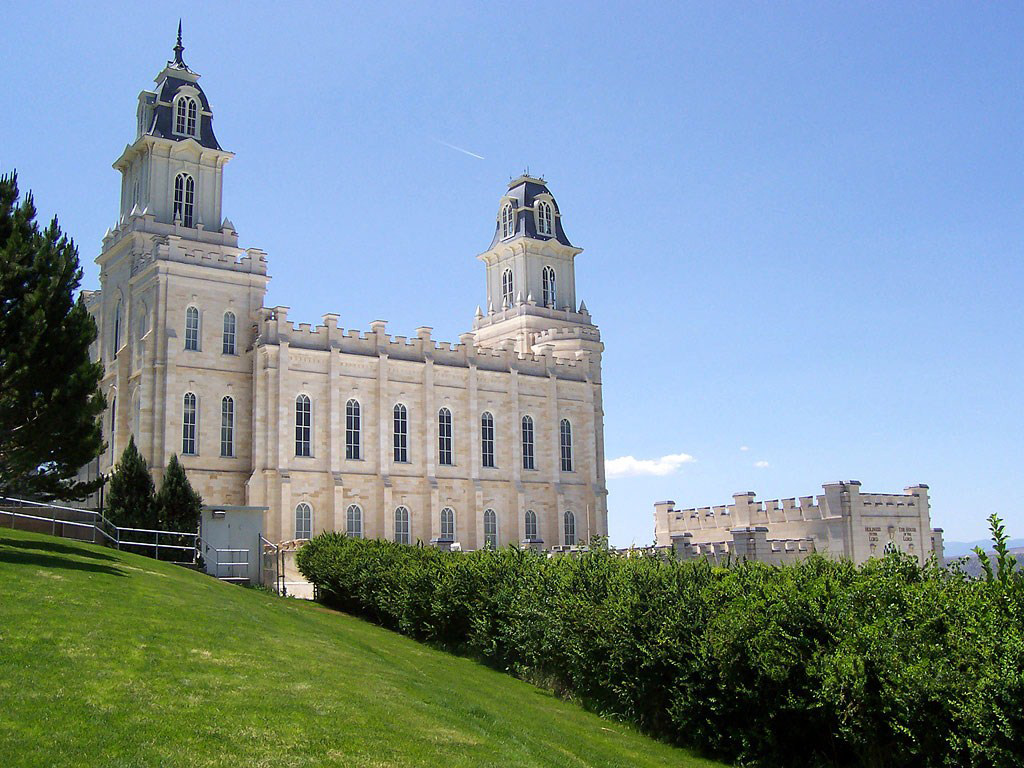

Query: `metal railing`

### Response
(0, 496, 198, 566)
(195, 536, 250, 582)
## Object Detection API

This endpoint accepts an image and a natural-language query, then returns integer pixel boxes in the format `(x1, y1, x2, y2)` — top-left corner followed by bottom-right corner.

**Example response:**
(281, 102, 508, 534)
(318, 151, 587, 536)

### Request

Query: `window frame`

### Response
(501, 268, 514, 306)
(295, 502, 312, 540)
(536, 200, 553, 235)
(501, 204, 515, 239)
(182, 392, 198, 455)
(560, 418, 573, 472)
(184, 306, 200, 351)
(525, 509, 538, 542)
(521, 415, 535, 470)
(563, 510, 576, 547)
(222, 311, 236, 355)
(438, 407, 453, 466)
(295, 394, 312, 457)
(393, 403, 408, 463)
(483, 508, 498, 549)
(542, 265, 557, 309)
(394, 506, 411, 545)
(220, 395, 234, 457)
(345, 398, 361, 460)
(346, 504, 363, 539)
(440, 507, 455, 542)
(480, 411, 495, 468)
(173, 172, 195, 228)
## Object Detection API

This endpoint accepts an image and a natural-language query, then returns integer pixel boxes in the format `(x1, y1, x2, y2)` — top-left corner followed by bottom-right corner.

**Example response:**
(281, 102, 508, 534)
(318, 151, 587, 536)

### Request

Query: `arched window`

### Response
(563, 510, 576, 547)
(346, 504, 363, 539)
(173, 173, 195, 228)
(542, 266, 557, 309)
(438, 407, 453, 466)
(112, 301, 122, 358)
(501, 269, 514, 306)
(345, 399, 361, 460)
(394, 506, 410, 545)
(501, 204, 515, 238)
(560, 418, 573, 472)
(109, 394, 117, 463)
(295, 503, 312, 540)
(521, 415, 535, 470)
(187, 98, 198, 136)
(440, 507, 455, 542)
(184, 306, 199, 351)
(220, 396, 234, 457)
(175, 96, 198, 137)
(222, 312, 236, 355)
(182, 392, 197, 455)
(483, 509, 498, 549)
(536, 201, 553, 235)
(525, 509, 539, 542)
(480, 411, 495, 468)
(295, 395, 311, 457)
(393, 403, 408, 463)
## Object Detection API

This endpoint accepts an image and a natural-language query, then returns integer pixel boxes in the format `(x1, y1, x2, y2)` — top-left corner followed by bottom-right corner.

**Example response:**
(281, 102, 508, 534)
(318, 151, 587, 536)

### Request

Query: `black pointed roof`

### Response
(488, 175, 574, 249)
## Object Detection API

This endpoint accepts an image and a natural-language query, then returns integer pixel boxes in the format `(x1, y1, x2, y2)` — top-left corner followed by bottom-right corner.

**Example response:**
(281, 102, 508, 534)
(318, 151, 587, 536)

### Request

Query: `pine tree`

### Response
(155, 454, 202, 532)
(105, 436, 156, 528)
(0, 171, 105, 500)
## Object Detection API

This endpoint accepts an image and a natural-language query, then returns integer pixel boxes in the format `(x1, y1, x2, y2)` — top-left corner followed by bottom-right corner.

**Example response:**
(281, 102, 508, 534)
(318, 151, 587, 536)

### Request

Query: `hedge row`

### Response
(297, 534, 1024, 767)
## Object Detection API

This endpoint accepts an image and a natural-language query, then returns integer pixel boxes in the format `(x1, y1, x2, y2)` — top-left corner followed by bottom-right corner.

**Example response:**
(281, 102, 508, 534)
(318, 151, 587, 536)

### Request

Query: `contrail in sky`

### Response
(435, 139, 485, 160)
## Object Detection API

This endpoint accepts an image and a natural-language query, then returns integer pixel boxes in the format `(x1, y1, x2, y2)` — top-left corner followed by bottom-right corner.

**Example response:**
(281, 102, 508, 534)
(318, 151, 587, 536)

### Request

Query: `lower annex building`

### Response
(82, 33, 609, 550)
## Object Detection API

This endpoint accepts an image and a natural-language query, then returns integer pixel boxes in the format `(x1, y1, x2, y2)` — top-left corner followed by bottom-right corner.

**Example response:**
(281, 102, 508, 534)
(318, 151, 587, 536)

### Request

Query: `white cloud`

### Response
(754, 460, 770, 469)
(606, 453, 695, 479)
(739, 445, 750, 452)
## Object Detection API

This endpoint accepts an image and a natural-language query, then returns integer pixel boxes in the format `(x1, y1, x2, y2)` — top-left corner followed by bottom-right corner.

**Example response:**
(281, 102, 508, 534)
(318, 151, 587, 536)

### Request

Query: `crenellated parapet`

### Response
(254, 310, 591, 381)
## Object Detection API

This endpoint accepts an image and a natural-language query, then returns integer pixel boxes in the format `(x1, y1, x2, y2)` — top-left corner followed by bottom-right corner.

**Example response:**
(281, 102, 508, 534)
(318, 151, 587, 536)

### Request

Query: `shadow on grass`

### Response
(0, 534, 119, 562)
(0, 538, 126, 577)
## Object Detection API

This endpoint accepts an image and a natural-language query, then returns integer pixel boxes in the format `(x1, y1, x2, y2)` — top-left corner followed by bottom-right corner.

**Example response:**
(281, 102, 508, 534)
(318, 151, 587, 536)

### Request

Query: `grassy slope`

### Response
(0, 529, 725, 768)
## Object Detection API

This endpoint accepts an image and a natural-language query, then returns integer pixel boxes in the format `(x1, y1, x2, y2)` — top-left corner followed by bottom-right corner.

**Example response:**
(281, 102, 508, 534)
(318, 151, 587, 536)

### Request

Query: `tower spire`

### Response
(172, 20, 186, 67)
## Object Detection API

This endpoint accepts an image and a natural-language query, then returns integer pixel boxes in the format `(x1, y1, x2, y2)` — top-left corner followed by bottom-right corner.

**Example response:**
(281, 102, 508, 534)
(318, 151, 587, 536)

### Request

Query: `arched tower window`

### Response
(175, 96, 198, 137)
(524, 509, 539, 542)
(109, 393, 117, 463)
(481, 411, 495, 468)
(295, 502, 312, 540)
(521, 415, 535, 470)
(440, 507, 455, 542)
(184, 306, 199, 351)
(173, 173, 195, 228)
(501, 204, 514, 239)
(563, 510, 576, 547)
(536, 201, 553, 235)
(295, 394, 311, 457)
(220, 396, 234, 457)
(501, 269, 514, 307)
(346, 504, 363, 539)
(394, 506, 411, 545)
(393, 403, 408, 463)
(345, 399, 361, 460)
(542, 266, 557, 309)
(483, 509, 498, 549)
(112, 301, 122, 358)
(222, 312, 236, 355)
(438, 407, 453, 466)
(560, 418, 573, 472)
(182, 392, 197, 455)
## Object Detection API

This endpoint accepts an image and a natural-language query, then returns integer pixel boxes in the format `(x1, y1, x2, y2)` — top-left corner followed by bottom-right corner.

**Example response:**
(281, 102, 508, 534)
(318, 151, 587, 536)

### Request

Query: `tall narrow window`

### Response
(501, 269, 514, 306)
(345, 399, 361, 460)
(184, 306, 199, 350)
(438, 407, 453, 466)
(220, 396, 234, 457)
(346, 505, 363, 539)
(112, 301, 122, 358)
(521, 415, 535, 470)
(483, 509, 497, 549)
(537, 201, 553, 235)
(222, 312, 236, 355)
(481, 411, 495, 468)
(182, 392, 197, 455)
(542, 266, 556, 308)
(173, 173, 195, 228)
(440, 507, 455, 542)
(393, 403, 408, 463)
(109, 395, 117, 463)
(563, 510, 576, 547)
(501, 204, 514, 238)
(394, 506, 410, 545)
(295, 394, 311, 457)
(525, 509, 538, 542)
(295, 503, 312, 540)
(186, 98, 198, 136)
(560, 418, 573, 472)
(175, 98, 188, 134)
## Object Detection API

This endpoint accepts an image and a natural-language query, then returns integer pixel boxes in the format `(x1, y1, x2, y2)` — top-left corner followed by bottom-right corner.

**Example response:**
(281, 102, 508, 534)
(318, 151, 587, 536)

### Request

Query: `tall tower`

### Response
(87, 27, 268, 505)
(472, 175, 603, 364)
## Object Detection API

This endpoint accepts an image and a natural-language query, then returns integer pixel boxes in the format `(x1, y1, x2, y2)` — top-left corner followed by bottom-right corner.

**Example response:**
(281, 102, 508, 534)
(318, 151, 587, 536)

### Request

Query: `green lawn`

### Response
(0, 528, 726, 768)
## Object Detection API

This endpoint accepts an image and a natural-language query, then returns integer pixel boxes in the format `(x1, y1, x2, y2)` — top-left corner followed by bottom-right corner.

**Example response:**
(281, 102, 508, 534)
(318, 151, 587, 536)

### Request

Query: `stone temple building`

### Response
(81, 32, 608, 550)
(654, 481, 944, 565)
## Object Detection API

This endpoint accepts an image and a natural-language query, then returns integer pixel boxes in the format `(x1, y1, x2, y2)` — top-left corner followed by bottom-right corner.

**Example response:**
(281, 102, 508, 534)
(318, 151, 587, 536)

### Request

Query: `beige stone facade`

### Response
(654, 481, 944, 565)
(82, 41, 608, 550)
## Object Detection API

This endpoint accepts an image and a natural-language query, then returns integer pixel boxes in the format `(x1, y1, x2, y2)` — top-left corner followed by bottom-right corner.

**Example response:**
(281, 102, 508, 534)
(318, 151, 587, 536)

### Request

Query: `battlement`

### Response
(255, 311, 590, 380)
(102, 207, 245, 254)
(157, 239, 268, 276)
(534, 326, 602, 343)
(472, 302, 593, 331)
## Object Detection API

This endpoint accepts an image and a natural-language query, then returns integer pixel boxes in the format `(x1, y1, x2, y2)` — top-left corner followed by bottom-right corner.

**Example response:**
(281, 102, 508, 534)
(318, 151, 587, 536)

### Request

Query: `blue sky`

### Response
(3, 2, 1022, 546)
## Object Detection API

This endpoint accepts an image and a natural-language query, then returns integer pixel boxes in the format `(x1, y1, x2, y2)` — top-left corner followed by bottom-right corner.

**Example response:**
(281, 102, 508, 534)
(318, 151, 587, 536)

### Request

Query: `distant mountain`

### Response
(946, 547, 1024, 579)
(943, 538, 1024, 558)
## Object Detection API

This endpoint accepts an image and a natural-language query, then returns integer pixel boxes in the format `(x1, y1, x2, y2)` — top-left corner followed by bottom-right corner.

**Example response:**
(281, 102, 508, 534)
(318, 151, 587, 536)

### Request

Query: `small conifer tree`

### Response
(155, 454, 202, 533)
(105, 436, 156, 528)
